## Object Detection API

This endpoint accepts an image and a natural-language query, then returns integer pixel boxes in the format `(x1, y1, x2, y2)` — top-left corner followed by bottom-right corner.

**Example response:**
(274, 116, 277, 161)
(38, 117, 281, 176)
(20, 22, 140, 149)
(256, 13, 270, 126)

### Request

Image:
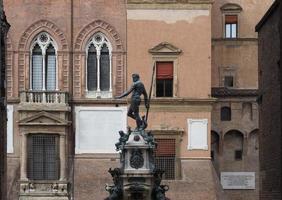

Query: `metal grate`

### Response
(154, 138, 176, 180)
(27, 134, 59, 180)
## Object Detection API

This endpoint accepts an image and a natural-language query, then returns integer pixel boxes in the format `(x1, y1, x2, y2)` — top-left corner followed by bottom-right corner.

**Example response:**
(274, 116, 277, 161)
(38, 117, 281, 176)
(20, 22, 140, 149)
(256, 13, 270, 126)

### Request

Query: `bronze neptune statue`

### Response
(115, 74, 149, 130)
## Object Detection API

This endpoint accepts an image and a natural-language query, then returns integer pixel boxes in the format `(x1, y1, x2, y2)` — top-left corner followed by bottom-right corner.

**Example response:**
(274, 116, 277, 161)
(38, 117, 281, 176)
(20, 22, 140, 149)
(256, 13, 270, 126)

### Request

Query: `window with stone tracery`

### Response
(86, 32, 112, 98)
(30, 32, 58, 91)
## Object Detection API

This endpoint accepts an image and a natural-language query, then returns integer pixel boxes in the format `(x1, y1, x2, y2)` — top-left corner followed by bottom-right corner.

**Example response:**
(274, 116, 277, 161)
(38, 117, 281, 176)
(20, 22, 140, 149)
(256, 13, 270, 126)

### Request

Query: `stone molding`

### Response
(18, 20, 68, 52)
(19, 180, 69, 200)
(127, 0, 213, 4)
(17, 20, 69, 93)
(149, 42, 182, 55)
(18, 111, 70, 126)
(6, 33, 13, 99)
(220, 3, 243, 12)
(74, 20, 124, 52)
(73, 20, 125, 97)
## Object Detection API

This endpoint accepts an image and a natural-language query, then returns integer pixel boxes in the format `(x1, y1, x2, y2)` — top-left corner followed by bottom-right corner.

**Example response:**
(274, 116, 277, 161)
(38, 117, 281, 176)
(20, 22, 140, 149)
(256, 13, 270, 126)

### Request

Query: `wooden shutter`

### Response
(225, 15, 237, 24)
(156, 62, 173, 80)
(154, 138, 176, 179)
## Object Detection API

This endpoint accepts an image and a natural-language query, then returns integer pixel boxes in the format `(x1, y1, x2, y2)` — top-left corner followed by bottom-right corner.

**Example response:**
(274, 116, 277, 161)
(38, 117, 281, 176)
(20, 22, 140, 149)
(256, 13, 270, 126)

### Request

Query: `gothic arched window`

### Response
(86, 32, 112, 98)
(30, 32, 58, 91)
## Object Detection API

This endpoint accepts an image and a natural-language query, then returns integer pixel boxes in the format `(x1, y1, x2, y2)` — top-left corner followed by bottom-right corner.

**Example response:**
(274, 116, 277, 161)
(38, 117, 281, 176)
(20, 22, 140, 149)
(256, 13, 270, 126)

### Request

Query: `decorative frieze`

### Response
(19, 181, 69, 200)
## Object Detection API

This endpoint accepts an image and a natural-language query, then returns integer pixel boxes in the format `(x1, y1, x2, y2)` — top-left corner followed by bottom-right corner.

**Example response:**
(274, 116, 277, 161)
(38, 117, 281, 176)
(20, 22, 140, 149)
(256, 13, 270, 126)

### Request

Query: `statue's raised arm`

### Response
(115, 74, 148, 130)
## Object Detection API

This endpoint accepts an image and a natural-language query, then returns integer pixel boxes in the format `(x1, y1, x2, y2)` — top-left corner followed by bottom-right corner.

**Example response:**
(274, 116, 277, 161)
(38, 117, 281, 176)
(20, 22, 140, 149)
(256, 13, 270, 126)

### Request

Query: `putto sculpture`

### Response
(105, 72, 169, 200)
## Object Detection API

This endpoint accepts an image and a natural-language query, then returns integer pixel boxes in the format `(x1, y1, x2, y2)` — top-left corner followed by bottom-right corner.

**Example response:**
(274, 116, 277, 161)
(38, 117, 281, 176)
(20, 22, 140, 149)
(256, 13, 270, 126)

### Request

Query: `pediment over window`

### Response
(220, 3, 242, 12)
(19, 111, 70, 126)
(149, 42, 182, 55)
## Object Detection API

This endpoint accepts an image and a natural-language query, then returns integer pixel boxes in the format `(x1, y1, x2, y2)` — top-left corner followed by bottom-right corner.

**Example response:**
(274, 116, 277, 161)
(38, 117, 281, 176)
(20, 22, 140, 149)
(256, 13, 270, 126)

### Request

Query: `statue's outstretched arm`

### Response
(115, 86, 134, 99)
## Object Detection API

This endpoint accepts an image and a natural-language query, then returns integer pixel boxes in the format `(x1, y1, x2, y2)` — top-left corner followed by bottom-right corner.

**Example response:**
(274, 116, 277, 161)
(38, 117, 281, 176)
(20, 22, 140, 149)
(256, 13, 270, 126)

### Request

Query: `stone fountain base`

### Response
(105, 128, 169, 200)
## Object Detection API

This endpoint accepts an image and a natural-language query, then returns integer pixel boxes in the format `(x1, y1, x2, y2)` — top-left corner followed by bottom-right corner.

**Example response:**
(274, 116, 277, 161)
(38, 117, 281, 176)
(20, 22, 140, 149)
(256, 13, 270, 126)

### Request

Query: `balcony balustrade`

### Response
(20, 91, 68, 104)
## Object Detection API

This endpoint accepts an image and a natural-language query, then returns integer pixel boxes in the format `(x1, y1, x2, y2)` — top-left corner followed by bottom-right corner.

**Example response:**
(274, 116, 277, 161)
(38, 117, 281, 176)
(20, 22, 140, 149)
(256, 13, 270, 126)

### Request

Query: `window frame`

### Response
(224, 75, 234, 87)
(224, 15, 238, 38)
(155, 61, 174, 97)
(29, 32, 58, 91)
(152, 57, 178, 98)
(221, 4, 242, 39)
(152, 129, 183, 180)
(219, 66, 237, 88)
(27, 134, 60, 181)
(220, 106, 232, 121)
(234, 149, 243, 161)
(85, 32, 113, 99)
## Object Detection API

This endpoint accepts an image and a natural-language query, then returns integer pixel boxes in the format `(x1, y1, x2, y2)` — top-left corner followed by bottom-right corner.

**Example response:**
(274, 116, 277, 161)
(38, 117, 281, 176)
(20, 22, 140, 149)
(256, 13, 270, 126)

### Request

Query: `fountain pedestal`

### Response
(105, 129, 169, 200)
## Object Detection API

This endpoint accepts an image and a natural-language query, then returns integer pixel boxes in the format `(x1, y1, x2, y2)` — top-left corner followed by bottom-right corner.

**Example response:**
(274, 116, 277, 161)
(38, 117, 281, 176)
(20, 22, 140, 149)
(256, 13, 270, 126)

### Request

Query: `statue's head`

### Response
(132, 74, 140, 82)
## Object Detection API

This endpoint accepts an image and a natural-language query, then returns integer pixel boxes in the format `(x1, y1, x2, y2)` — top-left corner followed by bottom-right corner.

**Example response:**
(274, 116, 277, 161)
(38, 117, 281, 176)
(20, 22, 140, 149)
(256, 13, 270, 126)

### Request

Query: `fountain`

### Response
(105, 74, 169, 200)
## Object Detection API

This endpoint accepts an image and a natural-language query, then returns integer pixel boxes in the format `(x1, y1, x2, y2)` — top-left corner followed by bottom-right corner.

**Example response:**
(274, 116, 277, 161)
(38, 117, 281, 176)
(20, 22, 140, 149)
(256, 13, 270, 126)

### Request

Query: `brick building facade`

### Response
(4, 1, 220, 200)
(3, 0, 273, 200)
(211, 0, 273, 199)
(0, 0, 9, 199)
(256, 1, 282, 199)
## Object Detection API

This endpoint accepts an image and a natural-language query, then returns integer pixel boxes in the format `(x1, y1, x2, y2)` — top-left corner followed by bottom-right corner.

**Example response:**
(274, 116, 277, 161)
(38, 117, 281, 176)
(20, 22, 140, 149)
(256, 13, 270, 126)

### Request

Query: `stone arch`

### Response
(223, 128, 245, 138)
(248, 128, 259, 138)
(211, 130, 220, 152)
(211, 131, 220, 156)
(223, 130, 244, 161)
(17, 20, 69, 92)
(73, 20, 125, 97)
(74, 20, 124, 52)
(211, 130, 220, 174)
(18, 20, 68, 51)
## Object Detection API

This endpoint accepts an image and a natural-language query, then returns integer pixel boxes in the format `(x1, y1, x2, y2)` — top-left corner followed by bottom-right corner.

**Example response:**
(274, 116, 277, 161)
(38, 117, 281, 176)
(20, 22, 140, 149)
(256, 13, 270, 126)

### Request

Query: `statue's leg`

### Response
(132, 101, 142, 128)
(127, 105, 136, 120)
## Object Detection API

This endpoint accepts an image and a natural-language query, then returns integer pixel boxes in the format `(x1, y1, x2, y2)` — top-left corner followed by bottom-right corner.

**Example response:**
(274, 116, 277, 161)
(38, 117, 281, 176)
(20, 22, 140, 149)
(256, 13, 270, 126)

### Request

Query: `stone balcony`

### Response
(18, 91, 70, 113)
(20, 91, 68, 105)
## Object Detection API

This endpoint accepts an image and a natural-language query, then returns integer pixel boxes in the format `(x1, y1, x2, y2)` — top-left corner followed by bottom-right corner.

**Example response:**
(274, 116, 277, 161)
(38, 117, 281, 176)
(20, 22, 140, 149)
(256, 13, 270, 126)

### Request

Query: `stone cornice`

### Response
(212, 87, 258, 97)
(127, 0, 213, 4)
(127, 0, 213, 9)
(72, 97, 216, 105)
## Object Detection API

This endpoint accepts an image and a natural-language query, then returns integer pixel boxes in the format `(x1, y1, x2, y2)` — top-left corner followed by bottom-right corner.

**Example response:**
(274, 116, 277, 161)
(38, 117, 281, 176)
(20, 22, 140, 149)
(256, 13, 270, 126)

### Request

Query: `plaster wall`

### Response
(127, 8, 212, 98)
(212, 0, 274, 39)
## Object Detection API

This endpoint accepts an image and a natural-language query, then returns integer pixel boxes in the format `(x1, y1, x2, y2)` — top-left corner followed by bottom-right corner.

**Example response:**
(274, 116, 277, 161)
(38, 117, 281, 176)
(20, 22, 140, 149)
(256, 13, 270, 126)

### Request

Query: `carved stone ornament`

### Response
(130, 148, 144, 169)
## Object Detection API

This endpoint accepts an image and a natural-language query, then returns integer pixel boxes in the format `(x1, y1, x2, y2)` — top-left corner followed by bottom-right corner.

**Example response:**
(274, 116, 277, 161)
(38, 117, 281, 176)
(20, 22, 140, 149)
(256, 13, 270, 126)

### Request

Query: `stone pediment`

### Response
(19, 111, 70, 126)
(149, 42, 182, 55)
(220, 3, 242, 12)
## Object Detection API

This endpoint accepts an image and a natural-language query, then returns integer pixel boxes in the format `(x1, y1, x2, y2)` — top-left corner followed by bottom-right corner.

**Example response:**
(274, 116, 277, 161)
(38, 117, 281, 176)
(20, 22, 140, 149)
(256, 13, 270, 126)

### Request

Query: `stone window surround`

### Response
(221, 3, 243, 39)
(151, 129, 183, 180)
(85, 32, 113, 98)
(29, 32, 59, 91)
(20, 131, 66, 181)
(151, 55, 179, 98)
(219, 66, 238, 88)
